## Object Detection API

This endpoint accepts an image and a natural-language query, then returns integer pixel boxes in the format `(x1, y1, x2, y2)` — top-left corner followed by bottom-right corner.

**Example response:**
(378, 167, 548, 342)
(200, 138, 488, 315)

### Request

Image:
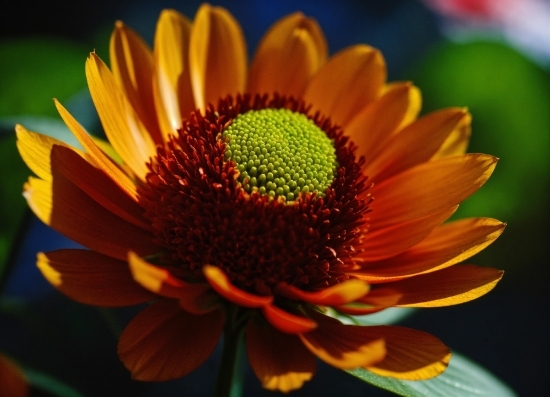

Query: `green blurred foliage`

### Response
(409, 41, 550, 223)
(0, 38, 88, 284)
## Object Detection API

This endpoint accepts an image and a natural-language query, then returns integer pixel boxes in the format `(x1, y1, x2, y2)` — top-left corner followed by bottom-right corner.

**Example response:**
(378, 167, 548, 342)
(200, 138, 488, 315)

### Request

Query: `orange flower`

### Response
(16, 4, 504, 393)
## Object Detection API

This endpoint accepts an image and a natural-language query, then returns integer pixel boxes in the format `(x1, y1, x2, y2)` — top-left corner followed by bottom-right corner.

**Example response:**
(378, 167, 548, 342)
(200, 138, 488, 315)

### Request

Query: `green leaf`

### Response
(346, 352, 517, 397)
(24, 367, 84, 397)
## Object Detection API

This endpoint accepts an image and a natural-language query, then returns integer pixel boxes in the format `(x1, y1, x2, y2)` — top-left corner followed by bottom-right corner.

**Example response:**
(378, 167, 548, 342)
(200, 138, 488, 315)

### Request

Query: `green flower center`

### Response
(223, 108, 338, 201)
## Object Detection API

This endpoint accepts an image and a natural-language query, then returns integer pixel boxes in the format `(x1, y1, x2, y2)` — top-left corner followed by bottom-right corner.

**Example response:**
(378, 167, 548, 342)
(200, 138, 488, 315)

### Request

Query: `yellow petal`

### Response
(248, 12, 327, 97)
(303, 45, 386, 128)
(86, 53, 156, 180)
(153, 9, 194, 141)
(110, 21, 162, 145)
(189, 4, 247, 111)
(432, 111, 472, 159)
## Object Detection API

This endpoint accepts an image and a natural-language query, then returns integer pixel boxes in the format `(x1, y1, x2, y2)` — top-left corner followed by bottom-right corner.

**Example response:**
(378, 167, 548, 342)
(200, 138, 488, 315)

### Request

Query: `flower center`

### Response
(223, 108, 338, 201)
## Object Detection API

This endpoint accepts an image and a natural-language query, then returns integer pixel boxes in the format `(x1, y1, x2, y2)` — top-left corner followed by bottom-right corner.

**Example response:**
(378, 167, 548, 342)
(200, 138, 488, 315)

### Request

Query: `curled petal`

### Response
(360, 265, 504, 308)
(203, 265, 273, 308)
(276, 279, 370, 306)
(246, 316, 316, 393)
(128, 252, 217, 314)
(118, 300, 224, 381)
(299, 310, 386, 369)
(262, 304, 317, 334)
(37, 249, 154, 307)
(364, 326, 451, 380)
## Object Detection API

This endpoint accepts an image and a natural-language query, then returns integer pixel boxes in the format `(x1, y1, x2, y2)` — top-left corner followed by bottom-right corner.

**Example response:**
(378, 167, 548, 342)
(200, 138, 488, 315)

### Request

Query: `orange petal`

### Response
(0, 354, 28, 397)
(262, 304, 317, 334)
(118, 300, 224, 381)
(246, 316, 316, 392)
(299, 310, 386, 369)
(55, 99, 138, 200)
(110, 21, 163, 145)
(382, 81, 423, 130)
(50, 145, 149, 230)
(346, 83, 420, 165)
(368, 154, 498, 229)
(275, 279, 370, 306)
(364, 108, 468, 184)
(363, 326, 451, 380)
(360, 265, 503, 308)
(432, 111, 472, 159)
(357, 206, 456, 261)
(203, 265, 273, 308)
(128, 252, 217, 314)
(37, 249, 154, 307)
(189, 4, 247, 111)
(153, 9, 194, 141)
(248, 12, 327, 98)
(303, 45, 386, 128)
(24, 173, 157, 261)
(355, 218, 505, 283)
(15, 124, 87, 182)
(86, 53, 157, 180)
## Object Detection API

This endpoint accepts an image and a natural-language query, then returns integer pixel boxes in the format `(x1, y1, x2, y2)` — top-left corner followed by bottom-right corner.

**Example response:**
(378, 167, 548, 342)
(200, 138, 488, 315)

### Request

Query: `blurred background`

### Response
(0, 0, 548, 396)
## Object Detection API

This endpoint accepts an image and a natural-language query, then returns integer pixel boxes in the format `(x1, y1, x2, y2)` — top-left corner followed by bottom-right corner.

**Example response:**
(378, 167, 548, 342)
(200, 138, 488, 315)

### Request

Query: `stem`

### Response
(213, 319, 244, 397)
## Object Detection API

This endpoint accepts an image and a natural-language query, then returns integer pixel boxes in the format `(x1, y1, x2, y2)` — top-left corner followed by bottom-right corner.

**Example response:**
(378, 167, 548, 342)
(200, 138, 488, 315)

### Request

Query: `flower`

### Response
(16, 4, 504, 393)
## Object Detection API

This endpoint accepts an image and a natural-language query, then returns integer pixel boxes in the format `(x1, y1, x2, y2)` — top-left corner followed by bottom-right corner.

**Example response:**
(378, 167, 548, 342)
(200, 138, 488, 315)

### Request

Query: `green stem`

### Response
(213, 319, 245, 397)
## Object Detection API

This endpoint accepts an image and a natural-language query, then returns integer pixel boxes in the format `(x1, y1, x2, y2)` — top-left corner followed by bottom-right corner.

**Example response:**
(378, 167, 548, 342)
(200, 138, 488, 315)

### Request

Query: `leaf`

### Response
(346, 351, 517, 397)
(24, 367, 84, 397)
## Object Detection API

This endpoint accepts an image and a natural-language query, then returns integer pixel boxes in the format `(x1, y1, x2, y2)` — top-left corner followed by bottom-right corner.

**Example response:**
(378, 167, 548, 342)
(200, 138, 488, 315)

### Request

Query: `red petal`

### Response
(262, 304, 317, 334)
(37, 249, 154, 307)
(275, 279, 370, 306)
(118, 300, 224, 381)
(203, 265, 273, 308)
(246, 316, 316, 392)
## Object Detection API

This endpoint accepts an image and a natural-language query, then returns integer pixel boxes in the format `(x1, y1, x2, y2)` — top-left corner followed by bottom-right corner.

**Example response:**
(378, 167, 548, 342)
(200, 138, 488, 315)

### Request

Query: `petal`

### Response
(382, 81, 422, 130)
(345, 83, 420, 165)
(356, 206, 457, 261)
(299, 310, 386, 369)
(0, 354, 28, 397)
(203, 265, 273, 308)
(246, 316, 316, 392)
(354, 218, 505, 283)
(363, 326, 451, 380)
(15, 124, 87, 182)
(86, 53, 156, 180)
(261, 304, 317, 334)
(368, 154, 498, 229)
(189, 4, 247, 111)
(50, 145, 150, 230)
(275, 279, 370, 306)
(24, 174, 157, 261)
(55, 99, 138, 200)
(432, 112, 472, 159)
(303, 45, 386, 128)
(118, 300, 224, 381)
(364, 108, 469, 184)
(153, 9, 194, 141)
(359, 265, 503, 308)
(37, 249, 154, 307)
(248, 12, 327, 98)
(128, 252, 217, 314)
(110, 21, 163, 145)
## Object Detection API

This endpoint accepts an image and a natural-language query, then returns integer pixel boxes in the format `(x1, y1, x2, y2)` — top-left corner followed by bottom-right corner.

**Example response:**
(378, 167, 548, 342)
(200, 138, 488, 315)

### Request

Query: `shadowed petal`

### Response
(262, 304, 317, 334)
(303, 45, 386, 128)
(118, 300, 224, 381)
(246, 316, 316, 392)
(248, 12, 327, 97)
(363, 326, 451, 380)
(189, 4, 247, 111)
(203, 265, 273, 308)
(299, 310, 386, 369)
(360, 265, 503, 308)
(37, 249, 154, 307)
(275, 279, 370, 306)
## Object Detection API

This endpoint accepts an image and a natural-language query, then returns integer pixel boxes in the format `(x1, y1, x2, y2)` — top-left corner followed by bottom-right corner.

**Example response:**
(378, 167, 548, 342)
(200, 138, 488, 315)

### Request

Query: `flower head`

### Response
(16, 4, 504, 393)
